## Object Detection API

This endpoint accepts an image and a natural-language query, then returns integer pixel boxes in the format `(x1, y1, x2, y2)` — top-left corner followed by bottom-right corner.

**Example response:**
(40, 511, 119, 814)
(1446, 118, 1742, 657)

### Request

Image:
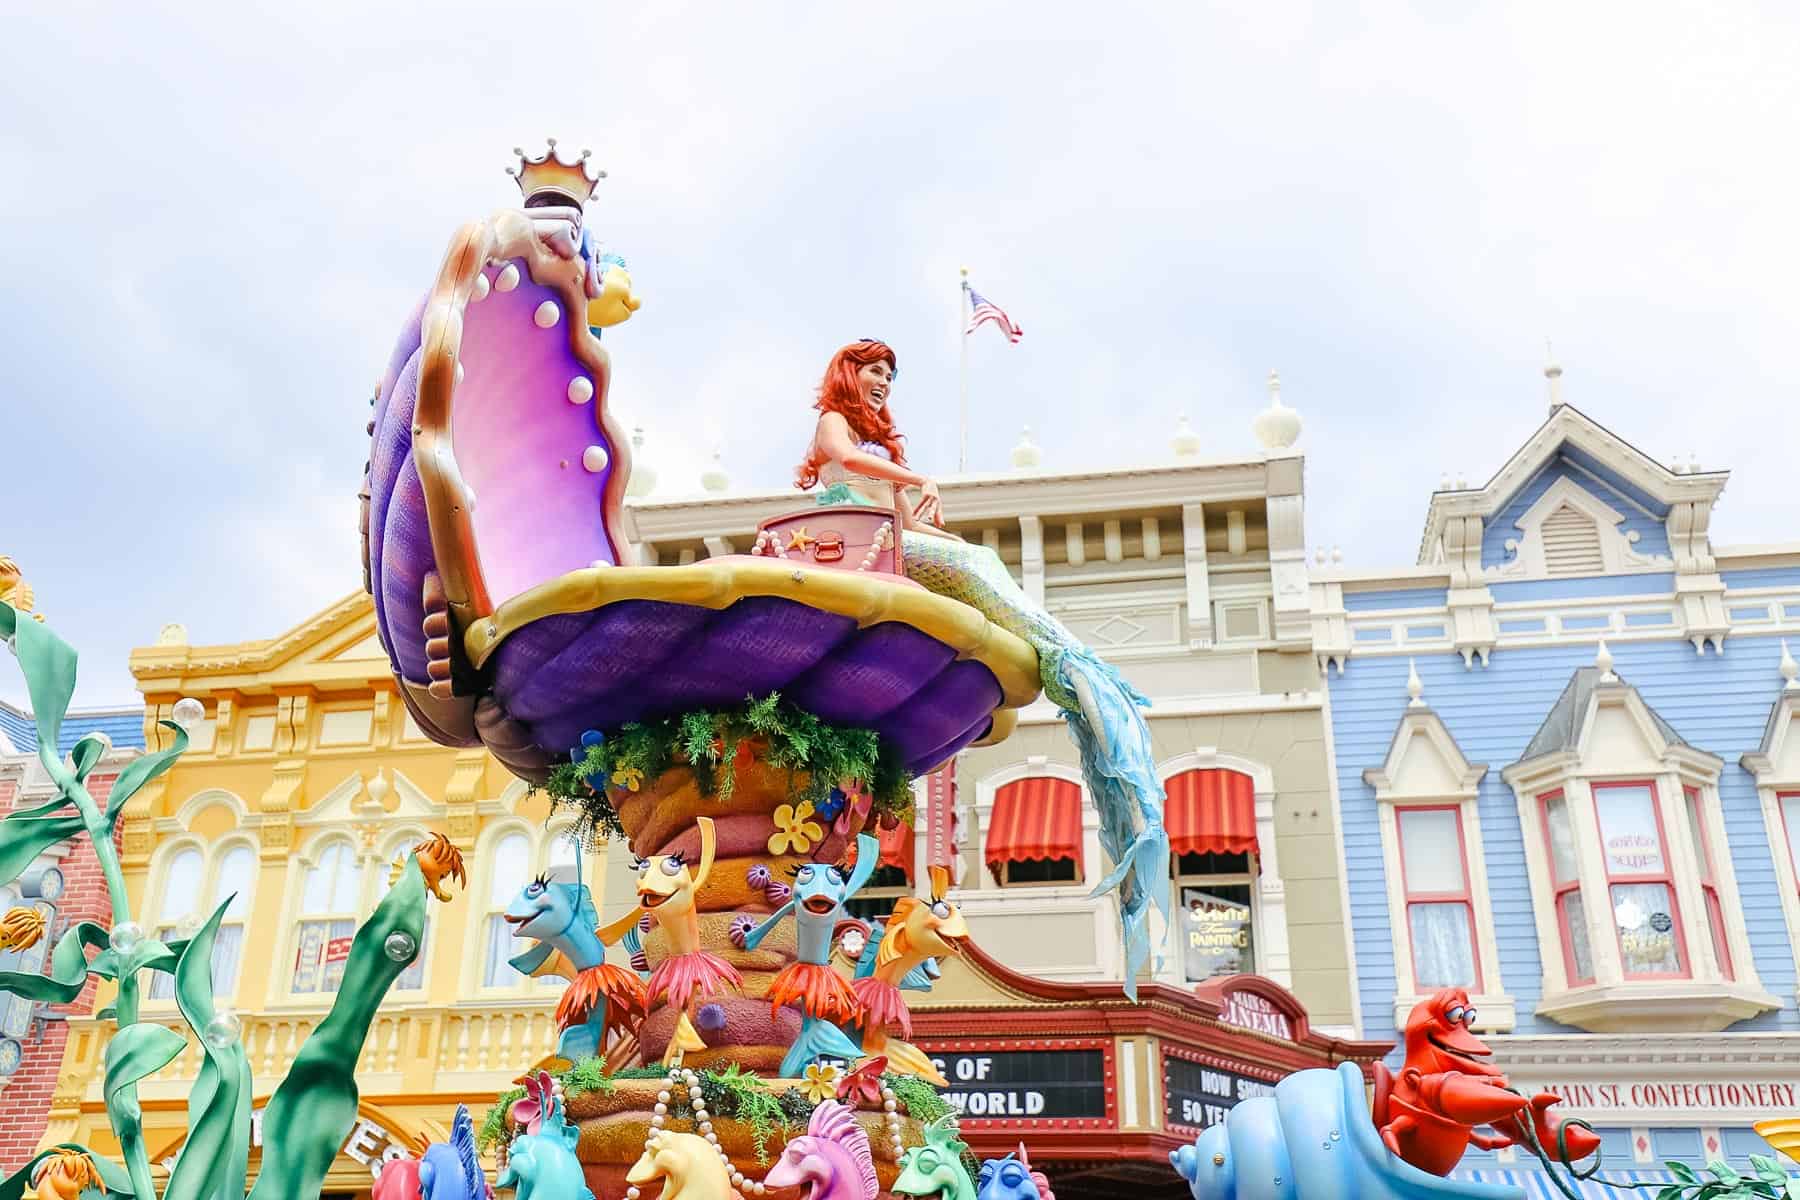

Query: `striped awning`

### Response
(985, 777, 1083, 875)
(1166, 768, 1258, 860)
(877, 820, 914, 880)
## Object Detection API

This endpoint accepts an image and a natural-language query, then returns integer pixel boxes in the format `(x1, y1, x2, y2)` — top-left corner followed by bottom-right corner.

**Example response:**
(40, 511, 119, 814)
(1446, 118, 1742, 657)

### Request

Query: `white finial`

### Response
(1330, 545, 1343, 565)
(1781, 639, 1799, 691)
(1171, 413, 1201, 458)
(1439, 473, 1452, 491)
(1545, 349, 1565, 412)
(1251, 370, 1302, 451)
(1672, 455, 1689, 475)
(1688, 452, 1700, 474)
(626, 426, 657, 498)
(700, 449, 730, 494)
(1454, 473, 1468, 490)
(1313, 547, 1326, 566)
(1406, 659, 1425, 708)
(156, 622, 189, 646)
(1596, 639, 1616, 682)
(1011, 425, 1043, 470)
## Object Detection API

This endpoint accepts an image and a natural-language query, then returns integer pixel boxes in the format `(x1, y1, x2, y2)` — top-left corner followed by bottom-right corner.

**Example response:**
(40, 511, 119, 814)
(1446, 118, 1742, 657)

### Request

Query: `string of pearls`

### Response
(625, 1065, 769, 1198)
(880, 1082, 903, 1158)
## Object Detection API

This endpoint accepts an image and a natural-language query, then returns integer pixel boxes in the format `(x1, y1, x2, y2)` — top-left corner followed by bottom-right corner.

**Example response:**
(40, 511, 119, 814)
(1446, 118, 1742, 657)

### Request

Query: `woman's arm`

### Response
(815, 413, 944, 526)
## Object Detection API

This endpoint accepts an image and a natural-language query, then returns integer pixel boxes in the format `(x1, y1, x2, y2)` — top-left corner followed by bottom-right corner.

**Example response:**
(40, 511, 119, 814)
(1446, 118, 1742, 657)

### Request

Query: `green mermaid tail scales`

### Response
(897, 530, 1171, 996)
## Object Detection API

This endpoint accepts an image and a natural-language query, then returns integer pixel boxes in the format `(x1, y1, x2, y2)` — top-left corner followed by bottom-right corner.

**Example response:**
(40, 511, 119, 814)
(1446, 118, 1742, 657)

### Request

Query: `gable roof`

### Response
(1520, 666, 1689, 761)
(1417, 402, 1728, 566)
(0, 698, 146, 757)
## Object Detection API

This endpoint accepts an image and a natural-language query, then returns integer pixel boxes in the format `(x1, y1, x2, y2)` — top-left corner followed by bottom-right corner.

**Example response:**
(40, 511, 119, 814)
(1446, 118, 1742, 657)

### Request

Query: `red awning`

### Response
(985, 777, 1084, 875)
(1166, 768, 1258, 860)
(877, 820, 914, 881)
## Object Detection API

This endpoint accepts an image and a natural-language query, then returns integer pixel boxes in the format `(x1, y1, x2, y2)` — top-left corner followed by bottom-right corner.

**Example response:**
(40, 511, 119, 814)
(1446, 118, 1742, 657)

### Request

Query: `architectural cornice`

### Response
(130, 591, 375, 686)
(1488, 1032, 1800, 1070)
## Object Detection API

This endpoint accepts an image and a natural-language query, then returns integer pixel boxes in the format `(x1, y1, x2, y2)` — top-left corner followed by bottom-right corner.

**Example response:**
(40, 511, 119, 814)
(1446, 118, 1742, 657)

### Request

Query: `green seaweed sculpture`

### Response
(0, 604, 440, 1200)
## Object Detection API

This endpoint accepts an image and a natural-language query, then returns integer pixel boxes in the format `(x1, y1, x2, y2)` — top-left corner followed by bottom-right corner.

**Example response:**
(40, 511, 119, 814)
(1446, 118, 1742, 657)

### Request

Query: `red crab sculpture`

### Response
(1372, 987, 1602, 1176)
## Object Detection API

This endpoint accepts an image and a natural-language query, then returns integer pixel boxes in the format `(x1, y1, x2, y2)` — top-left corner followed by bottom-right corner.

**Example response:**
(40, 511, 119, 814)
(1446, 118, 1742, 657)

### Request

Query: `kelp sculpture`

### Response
(0, 603, 451, 1200)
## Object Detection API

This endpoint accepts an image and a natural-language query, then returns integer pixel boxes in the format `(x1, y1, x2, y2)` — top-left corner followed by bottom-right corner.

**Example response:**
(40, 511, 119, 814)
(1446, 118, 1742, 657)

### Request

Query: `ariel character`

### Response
(795, 339, 1169, 993)
(598, 815, 741, 1065)
(851, 866, 966, 1085)
(742, 833, 881, 1076)
(504, 859, 648, 1062)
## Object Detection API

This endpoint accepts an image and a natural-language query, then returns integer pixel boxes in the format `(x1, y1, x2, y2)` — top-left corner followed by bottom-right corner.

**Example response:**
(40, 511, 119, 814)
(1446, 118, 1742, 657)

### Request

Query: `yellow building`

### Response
(44, 594, 602, 1199)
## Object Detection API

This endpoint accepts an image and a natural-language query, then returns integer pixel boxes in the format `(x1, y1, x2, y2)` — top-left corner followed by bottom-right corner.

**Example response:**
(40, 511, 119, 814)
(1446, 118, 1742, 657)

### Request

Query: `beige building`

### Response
(621, 413, 1359, 1032)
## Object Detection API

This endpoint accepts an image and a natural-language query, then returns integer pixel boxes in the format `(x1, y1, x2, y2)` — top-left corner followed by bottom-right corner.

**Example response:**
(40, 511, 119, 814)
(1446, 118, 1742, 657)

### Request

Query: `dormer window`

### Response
(1503, 654, 1776, 1031)
(1740, 652, 1800, 1003)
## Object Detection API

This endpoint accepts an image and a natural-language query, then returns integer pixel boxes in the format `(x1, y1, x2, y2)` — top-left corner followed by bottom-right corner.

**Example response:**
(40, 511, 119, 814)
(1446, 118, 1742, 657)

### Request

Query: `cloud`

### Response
(2, 1, 1797, 706)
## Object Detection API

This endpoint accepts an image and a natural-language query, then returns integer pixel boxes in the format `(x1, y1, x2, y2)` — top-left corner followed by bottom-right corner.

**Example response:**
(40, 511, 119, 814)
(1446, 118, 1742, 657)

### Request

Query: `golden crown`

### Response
(507, 138, 605, 208)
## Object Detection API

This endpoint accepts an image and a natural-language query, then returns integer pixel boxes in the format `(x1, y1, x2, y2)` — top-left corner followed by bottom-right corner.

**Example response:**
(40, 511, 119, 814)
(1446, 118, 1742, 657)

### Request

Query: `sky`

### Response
(3, 1, 1798, 708)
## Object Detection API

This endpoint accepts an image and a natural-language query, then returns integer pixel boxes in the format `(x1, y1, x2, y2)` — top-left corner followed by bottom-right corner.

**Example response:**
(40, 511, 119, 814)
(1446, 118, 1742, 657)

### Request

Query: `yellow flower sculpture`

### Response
(0, 906, 45, 952)
(801, 1062, 841, 1104)
(611, 766, 645, 792)
(767, 802, 824, 856)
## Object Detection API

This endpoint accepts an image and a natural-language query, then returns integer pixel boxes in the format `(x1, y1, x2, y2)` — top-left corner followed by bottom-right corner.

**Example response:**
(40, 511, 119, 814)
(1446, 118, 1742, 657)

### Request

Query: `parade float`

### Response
(5, 139, 1800, 1200)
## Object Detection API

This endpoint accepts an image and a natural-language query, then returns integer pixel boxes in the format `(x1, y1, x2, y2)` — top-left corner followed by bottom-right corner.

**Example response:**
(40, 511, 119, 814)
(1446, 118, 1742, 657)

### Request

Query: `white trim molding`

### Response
(1158, 748, 1288, 988)
(1503, 676, 1777, 1032)
(1741, 682, 1800, 1004)
(1486, 476, 1672, 580)
(1362, 707, 1515, 1032)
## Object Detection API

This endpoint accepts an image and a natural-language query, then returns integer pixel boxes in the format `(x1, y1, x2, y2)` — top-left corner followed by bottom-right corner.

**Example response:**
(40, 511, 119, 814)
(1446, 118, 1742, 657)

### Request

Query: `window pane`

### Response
(292, 919, 328, 991)
(490, 835, 531, 906)
(212, 923, 245, 994)
(1544, 795, 1578, 883)
(395, 917, 429, 990)
(321, 919, 356, 992)
(1612, 882, 1682, 975)
(1682, 789, 1707, 875)
(161, 849, 203, 922)
(548, 835, 579, 868)
(1704, 887, 1733, 980)
(1782, 795, 1800, 877)
(330, 854, 363, 913)
(1561, 891, 1594, 982)
(1180, 884, 1254, 981)
(1398, 809, 1466, 894)
(1408, 902, 1477, 989)
(1594, 785, 1667, 876)
(484, 913, 522, 987)
(148, 925, 181, 1000)
(216, 846, 256, 917)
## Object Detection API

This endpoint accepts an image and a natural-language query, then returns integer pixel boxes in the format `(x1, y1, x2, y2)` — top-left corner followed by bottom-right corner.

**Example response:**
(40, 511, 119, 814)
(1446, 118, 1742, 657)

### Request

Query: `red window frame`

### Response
(1682, 786, 1733, 981)
(1538, 790, 1594, 986)
(1590, 780, 1690, 981)
(1393, 804, 1482, 991)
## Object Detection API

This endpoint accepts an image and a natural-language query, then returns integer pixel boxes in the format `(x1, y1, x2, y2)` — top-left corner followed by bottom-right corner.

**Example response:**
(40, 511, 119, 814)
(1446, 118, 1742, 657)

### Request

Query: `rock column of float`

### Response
(563, 745, 925, 1198)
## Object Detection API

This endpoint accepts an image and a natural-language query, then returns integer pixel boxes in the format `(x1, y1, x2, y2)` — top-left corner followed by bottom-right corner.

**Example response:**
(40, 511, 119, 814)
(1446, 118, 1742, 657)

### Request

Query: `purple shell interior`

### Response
(487, 587, 1002, 775)
(454, 261, 617, 603)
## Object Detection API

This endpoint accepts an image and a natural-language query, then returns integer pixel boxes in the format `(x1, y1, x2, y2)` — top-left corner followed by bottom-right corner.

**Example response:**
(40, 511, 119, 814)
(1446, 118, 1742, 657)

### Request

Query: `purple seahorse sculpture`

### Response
(762, 1100, 879, 1200)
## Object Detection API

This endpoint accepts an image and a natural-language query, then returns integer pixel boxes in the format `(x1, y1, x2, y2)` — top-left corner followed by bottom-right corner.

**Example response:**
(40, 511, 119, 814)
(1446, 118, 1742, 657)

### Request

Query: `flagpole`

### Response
(958, 266, 970, 474)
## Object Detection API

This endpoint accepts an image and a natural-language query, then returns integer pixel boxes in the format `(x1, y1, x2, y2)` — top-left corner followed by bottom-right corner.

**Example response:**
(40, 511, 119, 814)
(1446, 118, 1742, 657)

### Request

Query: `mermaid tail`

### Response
(780, 1016, 867, 1078)
(900, 531, 1171, 998)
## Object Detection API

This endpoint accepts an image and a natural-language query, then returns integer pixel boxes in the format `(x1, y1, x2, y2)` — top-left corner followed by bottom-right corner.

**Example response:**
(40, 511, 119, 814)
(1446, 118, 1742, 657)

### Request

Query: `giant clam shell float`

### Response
(363, 194, 1037, 784)
(1169, 1064, 1524, 1200)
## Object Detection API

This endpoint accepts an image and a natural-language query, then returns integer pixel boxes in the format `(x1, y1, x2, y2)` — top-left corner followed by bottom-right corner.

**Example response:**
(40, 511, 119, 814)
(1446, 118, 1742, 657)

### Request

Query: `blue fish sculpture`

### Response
(506, 861, 645, 1061)
(420, 1105, 489, 1200)
(498, 1095, 593, 1200)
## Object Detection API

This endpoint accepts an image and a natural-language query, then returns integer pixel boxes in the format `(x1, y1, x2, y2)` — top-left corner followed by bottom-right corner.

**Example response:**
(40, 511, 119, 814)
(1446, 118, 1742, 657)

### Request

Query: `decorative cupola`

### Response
(1739, 640, 1800, 994)
(1502, 646, 1774, 1032)
(1362, 661, 1514, 1030)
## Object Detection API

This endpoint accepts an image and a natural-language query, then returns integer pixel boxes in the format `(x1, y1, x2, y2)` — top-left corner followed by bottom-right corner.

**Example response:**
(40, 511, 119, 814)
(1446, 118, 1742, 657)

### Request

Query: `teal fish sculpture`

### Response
(505, 860, 647, 1061)
(497, 1095, 593, 1200)
(892, 1115, 977, 1200)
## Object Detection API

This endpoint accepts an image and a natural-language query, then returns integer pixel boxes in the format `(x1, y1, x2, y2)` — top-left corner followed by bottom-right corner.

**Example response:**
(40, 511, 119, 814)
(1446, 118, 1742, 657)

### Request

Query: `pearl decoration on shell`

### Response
(880, 1083, 903, 1157)
(641, 1065, 760, 1190)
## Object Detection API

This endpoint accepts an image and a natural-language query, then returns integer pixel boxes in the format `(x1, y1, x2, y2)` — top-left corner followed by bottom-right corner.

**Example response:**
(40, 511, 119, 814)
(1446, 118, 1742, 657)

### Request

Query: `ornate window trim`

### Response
(1504, 677, 1775, 1032)
(143, 833, 259, 1007)
(1740, 683, 1800, 1004)
(1362, 707, 1515, 1032)
(1157, 748, 1287, 988)
(466, 818, 594, 999)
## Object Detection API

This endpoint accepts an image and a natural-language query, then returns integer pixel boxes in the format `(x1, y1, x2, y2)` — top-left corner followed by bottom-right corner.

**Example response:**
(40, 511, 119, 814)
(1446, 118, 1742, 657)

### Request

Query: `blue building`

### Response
(1314, 379, 1800, 1190)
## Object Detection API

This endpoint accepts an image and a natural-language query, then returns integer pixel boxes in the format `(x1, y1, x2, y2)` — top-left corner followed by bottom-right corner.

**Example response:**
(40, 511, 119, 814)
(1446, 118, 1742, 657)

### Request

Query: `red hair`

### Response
(794, 340, 907, 490)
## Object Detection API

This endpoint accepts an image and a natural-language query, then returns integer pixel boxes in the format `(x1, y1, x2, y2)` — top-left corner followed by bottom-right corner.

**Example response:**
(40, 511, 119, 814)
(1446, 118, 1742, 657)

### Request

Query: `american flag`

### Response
(965, 286, 1023, 343)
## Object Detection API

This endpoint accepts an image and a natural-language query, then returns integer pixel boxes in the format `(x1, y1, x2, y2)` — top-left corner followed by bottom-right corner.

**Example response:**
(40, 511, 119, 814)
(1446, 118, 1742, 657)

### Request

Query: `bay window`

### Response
(1740, 681, 1800, 1002)
(1505, 663, 1773, 1032)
